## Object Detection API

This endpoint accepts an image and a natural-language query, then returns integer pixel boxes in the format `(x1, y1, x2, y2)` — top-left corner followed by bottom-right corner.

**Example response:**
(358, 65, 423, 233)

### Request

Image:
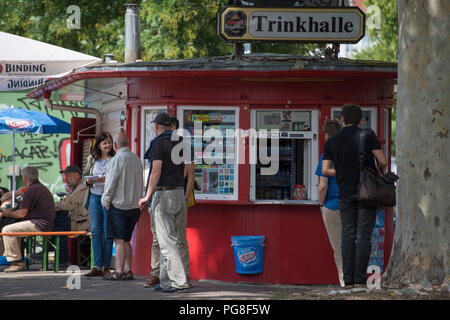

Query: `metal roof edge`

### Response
(26, 56, 397, 99)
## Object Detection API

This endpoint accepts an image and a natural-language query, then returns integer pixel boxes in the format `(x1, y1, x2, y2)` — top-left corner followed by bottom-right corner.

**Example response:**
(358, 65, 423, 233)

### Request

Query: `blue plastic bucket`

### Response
(0, 256, 11, 266)
(231, 235, 265, 274)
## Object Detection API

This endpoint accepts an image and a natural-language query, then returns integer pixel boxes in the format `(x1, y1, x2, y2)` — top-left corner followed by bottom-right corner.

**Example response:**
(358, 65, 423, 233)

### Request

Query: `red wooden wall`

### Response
(70, 117, 96, 165)
(125, 71, 396, 284)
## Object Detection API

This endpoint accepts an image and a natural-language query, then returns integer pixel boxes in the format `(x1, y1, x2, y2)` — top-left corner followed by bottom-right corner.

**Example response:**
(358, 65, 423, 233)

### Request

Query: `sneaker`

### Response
(144, 275, 160, 288)
(162, 286, 189, 293)
(3, 260, 26, 273)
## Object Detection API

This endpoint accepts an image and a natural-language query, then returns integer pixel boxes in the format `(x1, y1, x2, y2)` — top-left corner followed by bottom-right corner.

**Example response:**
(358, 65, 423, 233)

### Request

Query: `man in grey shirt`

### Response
(101, 133, 143, 280)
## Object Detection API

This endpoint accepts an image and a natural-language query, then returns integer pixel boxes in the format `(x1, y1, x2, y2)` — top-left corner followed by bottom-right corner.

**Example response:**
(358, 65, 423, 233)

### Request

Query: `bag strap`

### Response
(358, 129, 368, 187)
(358, 129, 367, 170)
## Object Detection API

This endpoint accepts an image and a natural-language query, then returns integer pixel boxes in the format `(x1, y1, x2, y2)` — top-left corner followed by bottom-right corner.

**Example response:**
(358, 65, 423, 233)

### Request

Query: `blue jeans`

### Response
(88, 193, 113, 268)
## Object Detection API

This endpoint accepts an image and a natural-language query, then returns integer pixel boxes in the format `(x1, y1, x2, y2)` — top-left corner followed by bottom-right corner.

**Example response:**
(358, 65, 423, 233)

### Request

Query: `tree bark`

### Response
(383, 0, 450, 288)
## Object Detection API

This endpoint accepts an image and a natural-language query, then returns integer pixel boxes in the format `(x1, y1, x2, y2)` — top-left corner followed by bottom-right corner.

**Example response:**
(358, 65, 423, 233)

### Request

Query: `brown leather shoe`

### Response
(84, 268, 104, 277)
(144, 275, 160, 288)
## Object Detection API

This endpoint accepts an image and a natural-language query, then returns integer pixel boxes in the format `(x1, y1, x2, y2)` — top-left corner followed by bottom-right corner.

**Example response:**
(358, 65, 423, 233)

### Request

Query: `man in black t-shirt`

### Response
(322, 104, 387, 288)
(139, 112, 194, 292)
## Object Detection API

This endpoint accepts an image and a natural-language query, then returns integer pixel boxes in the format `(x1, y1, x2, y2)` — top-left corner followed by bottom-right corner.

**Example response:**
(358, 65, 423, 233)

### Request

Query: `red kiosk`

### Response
(27, 3, 397, 285)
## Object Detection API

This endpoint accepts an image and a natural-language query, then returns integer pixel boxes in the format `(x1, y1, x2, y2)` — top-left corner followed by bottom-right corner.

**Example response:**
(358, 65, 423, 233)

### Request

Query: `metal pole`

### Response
(124, 3, 142, 63)
(234, 43, 243, 60)
(12, 130, 16, 208)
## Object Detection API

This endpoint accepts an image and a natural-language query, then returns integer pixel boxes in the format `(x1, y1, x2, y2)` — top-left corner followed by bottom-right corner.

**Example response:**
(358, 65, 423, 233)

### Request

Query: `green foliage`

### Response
(353, 0, 398, 159)
(355, 0, 398, 62)
(140, 0, 232, 60)
(0, 0, 129, 60)
(0, 0, 323, 61)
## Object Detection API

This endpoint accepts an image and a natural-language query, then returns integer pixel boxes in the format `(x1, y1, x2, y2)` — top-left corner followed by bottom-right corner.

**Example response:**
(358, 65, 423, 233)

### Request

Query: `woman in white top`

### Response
(83, 132, 115, 277)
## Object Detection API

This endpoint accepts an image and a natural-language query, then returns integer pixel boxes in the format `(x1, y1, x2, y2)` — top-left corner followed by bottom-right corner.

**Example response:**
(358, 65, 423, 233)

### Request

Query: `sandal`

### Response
(104, 271, 124, 281)
(124, 270, 133, 281)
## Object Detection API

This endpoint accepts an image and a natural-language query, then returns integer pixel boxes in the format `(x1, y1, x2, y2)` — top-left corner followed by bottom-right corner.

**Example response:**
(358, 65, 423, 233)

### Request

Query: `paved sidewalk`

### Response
(2, 265, 447, 301)
(0, 265, 331, 300)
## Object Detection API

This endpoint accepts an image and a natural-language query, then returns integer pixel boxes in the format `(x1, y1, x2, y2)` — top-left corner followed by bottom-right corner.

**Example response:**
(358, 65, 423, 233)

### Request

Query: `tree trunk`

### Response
(383, 0, 450, 288)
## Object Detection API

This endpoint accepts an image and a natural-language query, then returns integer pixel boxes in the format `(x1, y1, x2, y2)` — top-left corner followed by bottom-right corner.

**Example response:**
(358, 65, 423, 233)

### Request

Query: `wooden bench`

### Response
(0, 231, 87, 272)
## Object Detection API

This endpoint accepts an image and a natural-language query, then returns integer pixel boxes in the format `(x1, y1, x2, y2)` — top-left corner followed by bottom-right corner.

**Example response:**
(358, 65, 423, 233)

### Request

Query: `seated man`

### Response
(0, 166, 55, 272)
(54, 165, 91, 265)
(1, 187, 27, 205)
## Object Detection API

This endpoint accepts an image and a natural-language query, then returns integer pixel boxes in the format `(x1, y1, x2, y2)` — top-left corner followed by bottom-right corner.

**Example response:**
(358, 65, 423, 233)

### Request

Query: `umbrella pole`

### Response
(12, 131, 16, 208)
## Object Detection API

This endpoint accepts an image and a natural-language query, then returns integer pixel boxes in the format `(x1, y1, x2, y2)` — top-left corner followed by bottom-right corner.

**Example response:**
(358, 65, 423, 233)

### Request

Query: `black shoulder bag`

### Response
(358, 129, 399, 208)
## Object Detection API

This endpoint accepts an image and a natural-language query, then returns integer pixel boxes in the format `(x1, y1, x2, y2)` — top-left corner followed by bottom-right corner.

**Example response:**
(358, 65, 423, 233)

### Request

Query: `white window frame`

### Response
(331, 106, 378, 133)
(131, 107, 138, 154)
(177, 105, 240, 201)
(140, 106, 168, 188)
(384, 108, 389, 160)
(250, 109, 319, 204)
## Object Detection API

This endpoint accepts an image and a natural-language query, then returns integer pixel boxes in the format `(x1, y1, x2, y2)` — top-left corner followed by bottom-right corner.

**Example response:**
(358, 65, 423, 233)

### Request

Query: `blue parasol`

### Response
(0, 107, 71, 206)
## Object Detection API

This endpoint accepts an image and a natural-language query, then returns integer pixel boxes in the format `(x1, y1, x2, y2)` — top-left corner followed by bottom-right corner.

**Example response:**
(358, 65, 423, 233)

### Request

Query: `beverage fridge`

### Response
(250, 109, 319, 203)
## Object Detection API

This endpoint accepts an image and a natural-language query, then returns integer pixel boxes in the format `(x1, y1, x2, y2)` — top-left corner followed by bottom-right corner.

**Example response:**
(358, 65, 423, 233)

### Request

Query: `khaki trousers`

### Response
(1, 220, 40, 262)
(149, 201, 190, 278)
(321, 206, 345, 287)
(151, 188, 189, 289)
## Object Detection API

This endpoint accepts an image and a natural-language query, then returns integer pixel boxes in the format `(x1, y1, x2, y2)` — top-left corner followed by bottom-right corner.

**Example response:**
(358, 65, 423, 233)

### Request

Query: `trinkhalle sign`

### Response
(218, 6, 365, 43)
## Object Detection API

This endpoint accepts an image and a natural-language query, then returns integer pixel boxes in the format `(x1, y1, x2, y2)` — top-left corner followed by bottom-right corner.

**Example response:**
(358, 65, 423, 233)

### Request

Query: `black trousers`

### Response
(52, 211, 71, 264)
(339, 198, 377, 285)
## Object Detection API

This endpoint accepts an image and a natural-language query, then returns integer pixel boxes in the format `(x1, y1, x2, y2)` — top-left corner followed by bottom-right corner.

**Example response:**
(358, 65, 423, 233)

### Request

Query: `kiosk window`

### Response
(141, 107, 168, 184)
(257, 110, 311, 131)
(180, 107, 239, 201)
(256, 138, 309, 201)
(251, 109, 319, 203)
(331, 107, 377, 132)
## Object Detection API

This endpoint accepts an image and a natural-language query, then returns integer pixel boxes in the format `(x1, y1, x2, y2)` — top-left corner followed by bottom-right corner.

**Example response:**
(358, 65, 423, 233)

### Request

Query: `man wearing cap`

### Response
(142, 114, 194, 288)
(139, 112, 194, 292)
(54, 165, 91, 266)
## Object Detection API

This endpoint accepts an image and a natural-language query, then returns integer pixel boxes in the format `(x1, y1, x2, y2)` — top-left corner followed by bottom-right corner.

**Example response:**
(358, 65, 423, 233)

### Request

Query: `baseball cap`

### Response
(170, 116, 180, 129)
(60, 165, 82, 175)
(152, 112, 172, 126)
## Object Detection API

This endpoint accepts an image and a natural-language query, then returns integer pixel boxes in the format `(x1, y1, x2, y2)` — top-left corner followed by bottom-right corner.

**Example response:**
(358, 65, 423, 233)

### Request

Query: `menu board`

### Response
(257, 110, 311, 131)
(184, 109, 237, 197)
